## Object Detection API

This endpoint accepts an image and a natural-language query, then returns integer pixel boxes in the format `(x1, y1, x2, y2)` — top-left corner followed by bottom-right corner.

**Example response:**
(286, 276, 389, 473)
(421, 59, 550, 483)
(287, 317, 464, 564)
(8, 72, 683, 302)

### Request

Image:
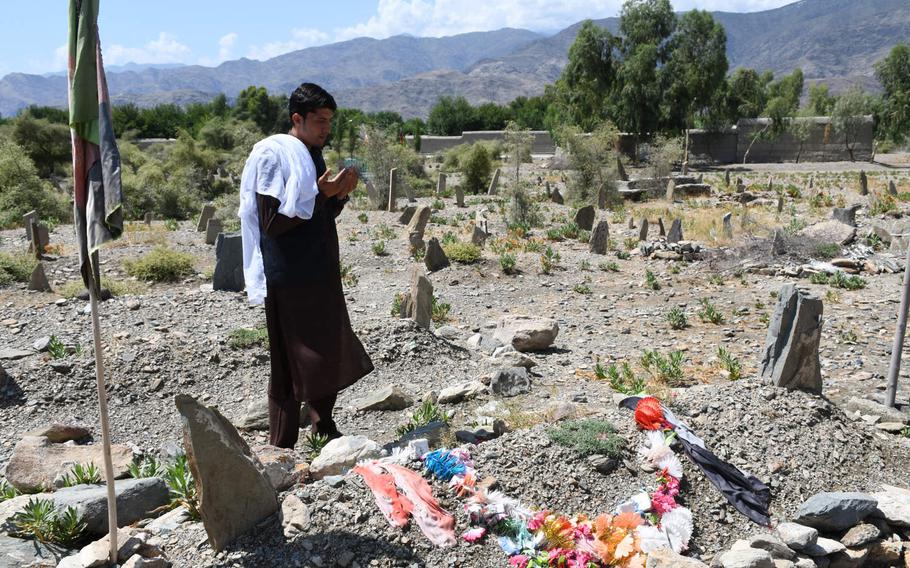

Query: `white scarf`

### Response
(237, 134, 319, 304)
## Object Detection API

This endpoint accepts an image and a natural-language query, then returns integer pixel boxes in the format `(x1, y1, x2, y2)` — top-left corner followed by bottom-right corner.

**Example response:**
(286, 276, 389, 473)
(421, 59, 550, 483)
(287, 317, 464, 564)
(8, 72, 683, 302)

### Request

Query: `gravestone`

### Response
(638, 219, 649, 242)
(590, 221, 609, 255)
(809, 176, 814, 189)
(196, 203, 216, 232)
(574, 205, 595, 231)
(666, 179, 676, 201)
(833, 204, 862, 227)
(407, 206, 431, 253)
(22, 211, 38, 242)
(544, 181, 551, 197)
(213, 233, 244, 292)
(550, 188, 564, 204)
(28, 262, 52, 292)
(772, 229, 786, 255)
(736, 178, 745, 193)
(471, 225, 488, 247)
(768, 176, 774, 193)
(777, 196, 784, 213)
(424, 238, 450, 272)
(487, 169, 500, 195)
(398, 205, 417, 225)
(657, 218, 666, 237)
(759, 284, 823, 394)
(724, 170, 731, 187)
(143, 212, 153, 225)
(456, 184, 465, 207)
(889, 180, 898, 196)
(616, 156, 628, 182)
(859, 170, 868, 196)
(363, 178, 380, 209)
(30, 221, 49, 257)
(175, 395, 278, 551)
(628, 217, 635, 229)
(409, 267, 433, 330)
(667, 219, 683, 244)
(205, 218, 223, 245)
(723, 213, 733, 239)
(387, 168, 398, 212)
(436, 173, 446, 196)
(597, 186, 607, 210)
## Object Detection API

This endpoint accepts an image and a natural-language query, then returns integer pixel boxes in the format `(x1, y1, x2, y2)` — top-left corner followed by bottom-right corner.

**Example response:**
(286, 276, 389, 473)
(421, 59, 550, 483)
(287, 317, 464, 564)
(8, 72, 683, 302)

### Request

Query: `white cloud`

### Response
(247, 28, 331, 60)
(218, 33, 238, 61)
(675, 0, 794, 11)
(103, 32, 191, 66)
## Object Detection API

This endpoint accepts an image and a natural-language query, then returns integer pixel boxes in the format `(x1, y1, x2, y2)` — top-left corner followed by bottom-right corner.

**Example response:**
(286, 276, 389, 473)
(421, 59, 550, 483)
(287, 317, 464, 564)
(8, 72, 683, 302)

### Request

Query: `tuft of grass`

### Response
(814, 243, 841, 259)
(599, 261, 619, 272)
(616, 250, 631, 261)
(579, 260, 591, 272)
(164, 455, 200, 520)
(645, 270, 661, 290)
(641, 350, 686, 386)
(305, 432, 331, 460)
(374, 223, 395, 240)
(396, 400, 448, 438)
(708, 274, 725, 286)
(372, 240, 387, 256)
(60, 463, 102, 487)
(443, 242, 482, 264)
(523, 238, 545, 253)
(829, 271, 866, 290)
(0, 478, 19, 502)
(432, 199, 446, 211)
(124, 247, 195, 282)
(128, 456, 165, 479)
(7, 498, 87, 547)
(697, 298, 725, 324)
(624, 237, 639, 250)
(340, 263, 358, 287)
(540, 246, 561, 275)
(573, 282, 592, 295)
(548, 420, 625, 458)
(357, 212, 369, 224)
(228, 327, 268, 349)
(47, 335, 68, 359)
(716, 346, 742, 381)
(597, 361, 647, 395)
(666, 307, 688, 330)
(499, 252, 517, 274)
(431, 296, 451, 323)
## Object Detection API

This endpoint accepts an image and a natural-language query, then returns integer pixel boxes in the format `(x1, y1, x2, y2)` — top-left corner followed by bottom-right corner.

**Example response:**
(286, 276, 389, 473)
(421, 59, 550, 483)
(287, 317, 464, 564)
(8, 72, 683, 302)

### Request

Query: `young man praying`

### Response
(238, 82, 374, 449)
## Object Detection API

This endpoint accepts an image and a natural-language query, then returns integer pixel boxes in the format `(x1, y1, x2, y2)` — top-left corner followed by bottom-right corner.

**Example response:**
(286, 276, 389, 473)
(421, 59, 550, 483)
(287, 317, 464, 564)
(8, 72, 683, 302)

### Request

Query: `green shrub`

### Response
(7, 498, 87, 547)
(128, 456, 165, 479)
(573, 282, 592, 295)
(597, 361, 647, 395)
(340, 263, 358, 286)
(548, 420, 625, 458)
(431, 296, 451, 323)
(616, 250, 631, 260)
(228, 327, 268, 349)
(60, 463, 102, 487)
(697, 298, 725, 324)
(499, 252, 517, 274)
(0, 140, 69, 229)
(599, 261, 619, 272)
(540, 246, 561, 274)
(164, 455, 200, 520)
(443, 242, 482, 264)
(124, 247, 195, 282)
(829, 271, 866, 290)
(0, 478, 19, 502)
(645, 270, 661, 290)
(0, 252, 37, 287)
(717, 346, 742, 381)
(814, 243, 841, 259)
(305, 432, 330, 460)
(372, 240, 387, 256)
(397, 400, 448, 438)
(164, 218, 180, 231)
(461, 144, 492, 195)
(667, 307, 688, 330)
(641, 350, 686, 386)
(374, 223, 395, 240)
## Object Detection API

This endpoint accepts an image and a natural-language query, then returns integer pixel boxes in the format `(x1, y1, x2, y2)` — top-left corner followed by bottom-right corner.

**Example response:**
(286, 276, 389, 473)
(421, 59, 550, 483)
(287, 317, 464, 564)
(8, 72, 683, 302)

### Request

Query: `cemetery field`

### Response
(3, 157, 910, 567)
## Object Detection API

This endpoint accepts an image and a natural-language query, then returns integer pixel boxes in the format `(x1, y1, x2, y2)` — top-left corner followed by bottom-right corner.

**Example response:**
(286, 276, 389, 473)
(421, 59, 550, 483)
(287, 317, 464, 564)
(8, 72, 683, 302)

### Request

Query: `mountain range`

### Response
(1, 0, 907, 119)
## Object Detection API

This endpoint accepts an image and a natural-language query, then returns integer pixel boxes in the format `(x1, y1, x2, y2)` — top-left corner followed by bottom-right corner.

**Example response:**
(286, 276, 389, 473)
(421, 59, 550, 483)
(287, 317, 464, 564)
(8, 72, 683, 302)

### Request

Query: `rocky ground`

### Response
(3, 157, 910, 567)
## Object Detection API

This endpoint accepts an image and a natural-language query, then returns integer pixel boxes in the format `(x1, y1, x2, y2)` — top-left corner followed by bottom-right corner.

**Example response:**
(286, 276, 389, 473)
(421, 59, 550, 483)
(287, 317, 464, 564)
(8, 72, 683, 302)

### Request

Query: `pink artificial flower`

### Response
(528, 510, 550, 532)
(462, 527, 487, 543)
(548, 548, 571, 565)
(509, 554, 530, 568)
(573, 522, 592, 540)
(651, 492, 677, 515)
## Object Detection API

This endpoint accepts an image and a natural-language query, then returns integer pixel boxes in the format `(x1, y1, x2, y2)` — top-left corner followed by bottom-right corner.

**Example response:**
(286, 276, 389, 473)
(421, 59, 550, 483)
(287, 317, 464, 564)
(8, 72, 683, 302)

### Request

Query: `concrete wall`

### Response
(411, 130, 556, 155)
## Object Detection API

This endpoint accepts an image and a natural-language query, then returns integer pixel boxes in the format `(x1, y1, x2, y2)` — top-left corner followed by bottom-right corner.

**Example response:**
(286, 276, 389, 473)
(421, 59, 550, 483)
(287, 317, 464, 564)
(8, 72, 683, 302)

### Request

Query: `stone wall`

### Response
(412, 130, 556, 155)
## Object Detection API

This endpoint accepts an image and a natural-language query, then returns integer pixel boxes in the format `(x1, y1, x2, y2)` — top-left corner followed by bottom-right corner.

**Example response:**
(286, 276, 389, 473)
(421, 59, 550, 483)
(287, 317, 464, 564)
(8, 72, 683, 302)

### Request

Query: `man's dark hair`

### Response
(288, 83, 337, 119)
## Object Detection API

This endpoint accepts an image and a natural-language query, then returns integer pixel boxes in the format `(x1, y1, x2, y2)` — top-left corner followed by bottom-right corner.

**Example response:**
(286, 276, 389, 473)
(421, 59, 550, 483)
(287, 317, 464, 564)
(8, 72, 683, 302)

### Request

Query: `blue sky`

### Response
(1, 0, 796, 78)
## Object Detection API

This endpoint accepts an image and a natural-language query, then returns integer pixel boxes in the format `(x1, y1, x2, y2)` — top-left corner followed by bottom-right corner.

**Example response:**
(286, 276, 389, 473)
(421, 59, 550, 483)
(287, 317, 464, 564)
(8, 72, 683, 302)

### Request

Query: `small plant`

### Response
(0, 252, 37, 287)
(164, 218, 179, 231)
(499, 252, 517, 274)
(829, 271, 866, 290)
(357, 212, 369, 224)
(128, 456, 165, 479)
(603, 362, 647, 395)
(372, 240, 387, 256)
(374, 223, 395, 240)
(573, 282, 592, 295)
(641, 350, 686, 386)
(666, 307, 688, 330)
(523, 238, 545, 253)
(431, 296, 451, 323)
(540, 246, 561, 275)
(839, 328, 858, 344)
(866, 233, 884, 251)
(410, 245, 426, 261)
(645, 270, 661, 291)
(716, 346, 742, 381)
(548, 420, 625, 458)
(164, 455, 200, 520)
(228, 327, 268, 349)
(432, 199, 446, 211)
(396, 400, 448, 438)
(340, 263, 358, 287)
(443, 242, 482, 264)
(616, 250, 631, 261)
(697, 298, 725, 324)
(8, 498, 87, 547)
(391, 292, 405, 316)
(708, 274, 725, 286)
(599, 261, 619, 272)
(347, 232, 359, 243)
(579, 260, 591, 272)
(47, 335, 68, 359)
(0, 478, 19, 502)
(825, 289, 841, 304)
(441, 231, 458, 246)
(624, 237, 639, 250)
(124, 247, 195, 282)
(305, 432, 331, 460)
(670, 264, 681, 275)
(758, 312, 770, 326)
(60, 463, 102, 487)
(814, 243, 841, 259)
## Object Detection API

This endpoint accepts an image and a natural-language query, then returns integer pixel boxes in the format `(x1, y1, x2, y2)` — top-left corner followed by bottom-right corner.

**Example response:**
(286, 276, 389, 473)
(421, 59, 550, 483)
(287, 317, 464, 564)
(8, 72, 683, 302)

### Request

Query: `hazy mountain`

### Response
(1, 0, 907, 119)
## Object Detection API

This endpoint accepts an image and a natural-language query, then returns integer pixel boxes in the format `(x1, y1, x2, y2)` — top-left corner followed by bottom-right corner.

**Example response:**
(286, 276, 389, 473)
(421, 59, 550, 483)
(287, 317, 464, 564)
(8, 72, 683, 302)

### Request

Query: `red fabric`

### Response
(635, 397, 668, 430)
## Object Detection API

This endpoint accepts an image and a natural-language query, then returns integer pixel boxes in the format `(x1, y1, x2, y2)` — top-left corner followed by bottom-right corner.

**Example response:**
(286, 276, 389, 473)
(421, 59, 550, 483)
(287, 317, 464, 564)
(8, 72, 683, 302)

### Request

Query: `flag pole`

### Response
(88, 257, 118, 563)
(885, 241, 910, 408)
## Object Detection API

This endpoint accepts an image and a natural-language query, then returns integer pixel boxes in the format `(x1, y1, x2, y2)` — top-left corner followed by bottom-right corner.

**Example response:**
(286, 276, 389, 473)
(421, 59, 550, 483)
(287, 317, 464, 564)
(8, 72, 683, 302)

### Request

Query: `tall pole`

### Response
(88, 259, 118, 563)
(885, 242, 910, 408)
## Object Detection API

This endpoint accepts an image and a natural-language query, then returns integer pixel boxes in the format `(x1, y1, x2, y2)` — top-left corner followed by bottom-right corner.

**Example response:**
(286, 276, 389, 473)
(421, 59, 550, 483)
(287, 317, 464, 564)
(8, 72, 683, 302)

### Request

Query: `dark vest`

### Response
(259, 148, 340, 288)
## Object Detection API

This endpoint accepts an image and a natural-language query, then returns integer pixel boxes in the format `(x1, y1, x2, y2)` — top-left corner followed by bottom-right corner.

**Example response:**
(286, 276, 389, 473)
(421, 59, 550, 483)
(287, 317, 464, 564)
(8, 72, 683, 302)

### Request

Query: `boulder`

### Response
(196, 203, 215, 232)
(832, 204, 862, 227)
(0, 533, 67, 567)
(759, 285, 823, 394)
(749, 535, 796, 560)
(794, 492, 878, 532)
(590, 221, 610, 255)
(844, 398, 908, 424)
(775, 522, 818, 551)
(252, 445, 306, 491)
(667, 219, 683, 244)
(52, 478, 169, 535)
(438, 381, 487, 404)
(493, 315, 559, 352)
(646, 547, 708, 568)
(309, 436, 381, 480)
(718, 548, 774, 568)
(489, 367, 531, 397)
(175, 395, 278, 551)
(802, 537, 846, 557)
(467, 333, 504, 354)
(6, 435, 133, 493)
(235, 397, 309, 431)
(56, 528, 142, 567)
(799, 220, 856, 246)
(354, 385, 413, 412)
(489, 350, 537, 369)
(574, 205, 595, 231)
(24, 424, 90, 443)
(871, 486, 910, 527)
(281, 494, 310, 537)
(839, 523, 881, 548)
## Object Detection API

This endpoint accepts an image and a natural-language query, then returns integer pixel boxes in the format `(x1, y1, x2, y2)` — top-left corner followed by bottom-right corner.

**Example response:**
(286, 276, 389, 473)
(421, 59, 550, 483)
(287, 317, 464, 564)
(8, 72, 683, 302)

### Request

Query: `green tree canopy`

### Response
(875, 43, 910, 143)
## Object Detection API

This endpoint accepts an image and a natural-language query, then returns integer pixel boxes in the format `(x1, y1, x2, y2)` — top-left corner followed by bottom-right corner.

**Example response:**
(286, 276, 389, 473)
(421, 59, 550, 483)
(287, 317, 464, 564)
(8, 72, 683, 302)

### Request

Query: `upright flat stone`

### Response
(406, 206, 431, 241)
(832, 204, 861, 227)
(759, 285, 823, 394)
(667, 219, 683, 244)
(493, 315, 559, 352)
(436, 173, 447, 196)
(724, 170, 731, 187)
(212, 233, 244, 292)
(889, 180, 898, 196)
(590, 221, 610, 255)
(859, 170, 868, 195)
(723, 213, 733, 239)
(424, 238, 450, 272)
(205, 218, 223, 245)
(22, 210, 38, 242)
(638, 219, 649, 242)
(143, 212, 153, 224)
(550, 188, 564, 204)
(616, 156, 628, 182)
(387, 167, 398, 212)
(574, 205, 595, 231)
(409, 267, 433, 330)
(196, 204, 215, 232)
(487, 168, 500, 195)
(665, 179, 675, 201)
(175, 395, 278, 552)
(456, 184, 465, 207)
(28, 262, 52, 292)
(657, 218, 666, 237)
(777, 196, 784, 213)
(471, 225, 488, 247)
(398, 205, 417, 225)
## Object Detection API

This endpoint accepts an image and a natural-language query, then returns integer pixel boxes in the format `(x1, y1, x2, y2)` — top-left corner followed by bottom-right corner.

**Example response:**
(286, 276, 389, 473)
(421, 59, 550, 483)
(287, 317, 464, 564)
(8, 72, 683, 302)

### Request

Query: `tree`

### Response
(554, 20, 618, 130)
(461, 144, 492, 195)
(875, 43, 910, 144)
(11, 114, 72, 177)
(503, 121, 534, 184)
(724, 68, 769, 122)
(427, 96, 475, 135)
(560, 123, 620, 207)
(473, 102, 512, 131)
(0, 140, 68, 228)
(832, 87, 875, 161)
(808, 83, 836, 116)
(234, 86, 283, 134)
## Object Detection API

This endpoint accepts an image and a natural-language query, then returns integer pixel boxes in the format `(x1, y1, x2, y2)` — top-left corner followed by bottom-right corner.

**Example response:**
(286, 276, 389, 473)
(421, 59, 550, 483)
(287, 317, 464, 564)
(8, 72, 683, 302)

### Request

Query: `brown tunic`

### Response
(257, 174, 373, 406)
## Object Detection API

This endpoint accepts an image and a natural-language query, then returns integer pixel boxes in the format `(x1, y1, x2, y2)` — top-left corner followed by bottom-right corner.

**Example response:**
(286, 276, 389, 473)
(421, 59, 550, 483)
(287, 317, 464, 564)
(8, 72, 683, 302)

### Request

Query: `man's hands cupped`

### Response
(318, 167, 358, 199)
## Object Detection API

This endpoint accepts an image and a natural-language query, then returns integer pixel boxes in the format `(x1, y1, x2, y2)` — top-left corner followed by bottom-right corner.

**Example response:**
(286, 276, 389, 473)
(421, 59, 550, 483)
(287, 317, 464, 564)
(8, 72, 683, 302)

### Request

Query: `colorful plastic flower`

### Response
(462, 527, 487, 543)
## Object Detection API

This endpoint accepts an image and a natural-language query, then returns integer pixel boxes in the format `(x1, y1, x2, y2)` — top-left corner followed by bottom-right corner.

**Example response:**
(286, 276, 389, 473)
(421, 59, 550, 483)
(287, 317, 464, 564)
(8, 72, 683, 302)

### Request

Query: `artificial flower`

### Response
(634, 397, 667, 430)
(462, 527, 487, 543)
